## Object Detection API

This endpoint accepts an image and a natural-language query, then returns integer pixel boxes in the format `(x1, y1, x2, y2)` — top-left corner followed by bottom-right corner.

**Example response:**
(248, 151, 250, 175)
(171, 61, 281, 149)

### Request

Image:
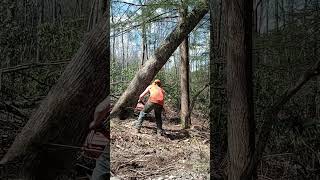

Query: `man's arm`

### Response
(139, 85, 150, 102)
(89, 95, 110, 130)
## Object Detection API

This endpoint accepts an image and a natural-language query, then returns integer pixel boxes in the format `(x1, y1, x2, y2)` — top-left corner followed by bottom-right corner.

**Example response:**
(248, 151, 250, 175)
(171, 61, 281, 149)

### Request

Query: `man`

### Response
(135, 79, 165, 135)
(89, 96, 110, 180)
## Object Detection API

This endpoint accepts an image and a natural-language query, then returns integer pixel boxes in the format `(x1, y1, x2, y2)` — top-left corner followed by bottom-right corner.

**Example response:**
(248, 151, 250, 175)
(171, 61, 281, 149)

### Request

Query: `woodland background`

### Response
(0, 0, 319, 179)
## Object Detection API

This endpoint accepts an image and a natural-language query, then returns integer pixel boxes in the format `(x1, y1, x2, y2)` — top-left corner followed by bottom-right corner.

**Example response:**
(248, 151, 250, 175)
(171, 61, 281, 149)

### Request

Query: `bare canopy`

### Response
(110, 0, 208, 117)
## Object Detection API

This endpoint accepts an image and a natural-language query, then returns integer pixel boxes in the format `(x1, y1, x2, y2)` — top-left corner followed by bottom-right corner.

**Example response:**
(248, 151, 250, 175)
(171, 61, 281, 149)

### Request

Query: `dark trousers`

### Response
(135, 102, 163, 131)
(91, 144, 110, 180)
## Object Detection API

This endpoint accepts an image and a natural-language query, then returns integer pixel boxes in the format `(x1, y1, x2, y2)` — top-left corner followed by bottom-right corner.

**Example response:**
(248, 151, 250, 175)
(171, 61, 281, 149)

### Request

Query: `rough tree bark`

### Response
(179, 1, 190, 129)
(224, 0, 254, 179)
(0, 2, 110, 180)
(110, 0, 208, 116)
(210, 0, 226, 179)
(88, 0, 106, 31)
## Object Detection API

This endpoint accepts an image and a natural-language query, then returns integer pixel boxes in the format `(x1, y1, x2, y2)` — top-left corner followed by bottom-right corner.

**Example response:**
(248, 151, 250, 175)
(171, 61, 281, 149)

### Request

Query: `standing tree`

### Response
(179, 0, 191, 129)
(210, 0, 226, 178)
(224, 0, 255, 179)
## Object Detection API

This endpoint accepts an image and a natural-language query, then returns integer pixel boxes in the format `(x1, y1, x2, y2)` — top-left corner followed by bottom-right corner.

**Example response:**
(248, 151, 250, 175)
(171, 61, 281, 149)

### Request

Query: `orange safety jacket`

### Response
(148, 84, 165, 106)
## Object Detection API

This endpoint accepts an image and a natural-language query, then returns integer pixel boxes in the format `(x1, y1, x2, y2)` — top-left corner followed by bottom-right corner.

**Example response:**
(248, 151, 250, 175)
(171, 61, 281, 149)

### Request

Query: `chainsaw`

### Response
(135, 100, 145, 111)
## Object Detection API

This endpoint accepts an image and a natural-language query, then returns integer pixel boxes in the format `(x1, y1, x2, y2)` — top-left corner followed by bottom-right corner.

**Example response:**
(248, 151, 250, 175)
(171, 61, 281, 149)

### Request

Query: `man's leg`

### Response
(154, 104, 164, 135)
(91, 144, 110, 180)
(135, 102, 154, 131)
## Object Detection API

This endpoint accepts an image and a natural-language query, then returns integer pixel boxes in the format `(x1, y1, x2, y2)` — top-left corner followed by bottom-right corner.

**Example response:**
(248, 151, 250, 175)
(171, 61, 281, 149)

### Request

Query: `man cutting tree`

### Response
(135, 79, 165, 135)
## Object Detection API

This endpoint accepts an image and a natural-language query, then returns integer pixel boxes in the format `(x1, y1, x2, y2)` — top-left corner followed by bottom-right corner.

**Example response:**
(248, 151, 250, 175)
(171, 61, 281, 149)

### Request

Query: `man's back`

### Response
(149, 84, 164, 106)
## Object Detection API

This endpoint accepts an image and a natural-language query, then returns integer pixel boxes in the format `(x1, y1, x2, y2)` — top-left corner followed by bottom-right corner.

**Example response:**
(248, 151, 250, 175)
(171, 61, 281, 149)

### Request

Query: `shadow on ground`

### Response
(143, 126, 190, 140)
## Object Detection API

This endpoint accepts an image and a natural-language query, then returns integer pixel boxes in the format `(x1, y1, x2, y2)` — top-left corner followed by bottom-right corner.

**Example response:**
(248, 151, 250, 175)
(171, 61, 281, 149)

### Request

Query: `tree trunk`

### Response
(266, 0, 269, 33)
(122, 27, 125, 71)
(111, 4, 116, 63)
(225, 0, 254, 179)
(290, 0, 294, 24)
(281, 0, 285, 28)
(275, 0, 279, 31)
(0, 2, 110, 180)
(258, 0, 263, 33)
(140, 0, 148, 67)
(98, 0, 106, 21)
(110, 0, 208, 116)
(53, 0, 56, 23)
(253, 0, 257, 33)
(210, 0, 226, 179)
(36, 0, 44, 63)
(174, 52, 178, 78)
(88, 0, 106, 31)
(180, 37, 190, 128)
(87, 0, 96, 31)
(180, 2, 190, 129)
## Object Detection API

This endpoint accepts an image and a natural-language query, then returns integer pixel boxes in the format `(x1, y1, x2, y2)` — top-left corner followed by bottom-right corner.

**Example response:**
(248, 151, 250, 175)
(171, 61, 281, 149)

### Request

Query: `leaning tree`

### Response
(1, 1, 110, 179)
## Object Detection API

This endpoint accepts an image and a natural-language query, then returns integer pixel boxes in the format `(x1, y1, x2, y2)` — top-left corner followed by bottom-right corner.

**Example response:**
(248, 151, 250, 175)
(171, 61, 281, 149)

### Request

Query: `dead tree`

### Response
(0, 3, 110, 180)
(110, 0, 208, 116)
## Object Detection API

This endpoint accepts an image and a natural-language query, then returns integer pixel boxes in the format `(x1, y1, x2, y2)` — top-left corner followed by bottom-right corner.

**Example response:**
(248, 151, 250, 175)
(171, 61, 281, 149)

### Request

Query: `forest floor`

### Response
(0, 105, 210, 180)
(110, 108, 210, 180)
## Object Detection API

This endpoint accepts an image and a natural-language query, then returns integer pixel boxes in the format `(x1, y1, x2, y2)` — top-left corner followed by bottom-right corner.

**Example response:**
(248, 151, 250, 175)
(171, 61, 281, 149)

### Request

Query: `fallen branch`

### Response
(0, 85, 30, 100)
(0, 119, 21, 129)
(111, 81, 130, 85)
(6, 97, 44, 109)
(15, 71, 51, 87)
(0, 101, 28, 119)
(0, 60, 70, 74)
